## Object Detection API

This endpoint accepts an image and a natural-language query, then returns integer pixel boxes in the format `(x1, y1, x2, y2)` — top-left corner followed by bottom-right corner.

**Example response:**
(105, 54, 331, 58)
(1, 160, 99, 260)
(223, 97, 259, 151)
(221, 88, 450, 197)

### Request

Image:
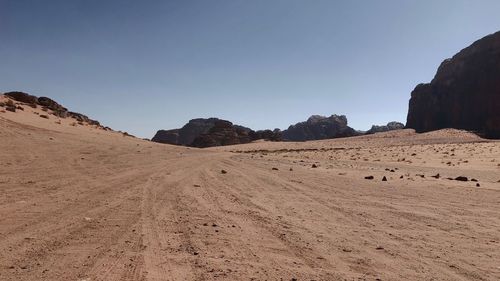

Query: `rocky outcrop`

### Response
(3, 91, 102, 127)
(282, 115, 357, 141)
(406, 31, 500, 139)
(152, 118, 225, 145)
(37, 97, 68, 117)
(151, 129, 180, 145)
(191, 120, 252, 148)
(4, 92, 38, 104)
(152, 118, 282, 147)
(365, 121, 404, 135)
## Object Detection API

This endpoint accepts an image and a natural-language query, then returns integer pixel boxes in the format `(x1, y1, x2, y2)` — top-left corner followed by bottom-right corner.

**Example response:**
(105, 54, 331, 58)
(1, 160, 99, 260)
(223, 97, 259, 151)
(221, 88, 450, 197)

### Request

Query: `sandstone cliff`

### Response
(406, 31, 500, 138)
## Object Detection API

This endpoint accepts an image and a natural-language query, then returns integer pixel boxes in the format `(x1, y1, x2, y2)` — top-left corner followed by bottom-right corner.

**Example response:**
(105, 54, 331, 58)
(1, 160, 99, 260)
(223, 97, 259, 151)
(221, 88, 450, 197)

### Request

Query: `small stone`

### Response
(382, 176, 387, 181)
(221, 170, 227, 174)
(455, 176, 468, 181)
(272, 167, 279, 171)
(476, 183, 480, 187)
(311, 164, 318, 168)
(364, 176, 374, 180)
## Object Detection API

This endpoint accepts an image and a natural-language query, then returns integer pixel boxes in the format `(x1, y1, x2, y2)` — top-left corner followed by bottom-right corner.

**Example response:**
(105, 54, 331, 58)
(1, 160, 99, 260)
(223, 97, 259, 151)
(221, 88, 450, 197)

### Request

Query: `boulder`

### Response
(406, 31, 500, 138)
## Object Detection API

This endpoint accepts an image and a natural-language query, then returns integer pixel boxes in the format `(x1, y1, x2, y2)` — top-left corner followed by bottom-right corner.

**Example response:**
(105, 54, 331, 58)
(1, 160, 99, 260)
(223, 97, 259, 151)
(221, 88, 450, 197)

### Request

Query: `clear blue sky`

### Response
(1, 0, 500, 138)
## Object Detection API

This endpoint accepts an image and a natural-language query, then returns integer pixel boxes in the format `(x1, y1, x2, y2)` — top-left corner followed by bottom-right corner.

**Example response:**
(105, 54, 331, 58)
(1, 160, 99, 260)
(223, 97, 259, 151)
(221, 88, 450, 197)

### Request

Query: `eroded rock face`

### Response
(152, 118, 282, 147)
(282, 115, 357, 141)
(151, 129, 180, 145)
(152, 118, 226, 145)
(191, 120, 252, 148)
(366, 122, 404, 135)
(406, 31, 500, 138)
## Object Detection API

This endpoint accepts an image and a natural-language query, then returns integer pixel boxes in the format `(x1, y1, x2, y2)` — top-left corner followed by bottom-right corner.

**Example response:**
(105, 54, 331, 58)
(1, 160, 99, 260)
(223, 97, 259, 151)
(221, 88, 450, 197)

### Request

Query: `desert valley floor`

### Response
(1, 102, 500, 281)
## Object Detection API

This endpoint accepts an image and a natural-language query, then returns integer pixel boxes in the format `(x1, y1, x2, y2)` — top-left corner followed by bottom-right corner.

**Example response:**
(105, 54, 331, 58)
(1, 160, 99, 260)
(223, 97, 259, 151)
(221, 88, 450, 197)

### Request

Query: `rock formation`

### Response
(406, 31, 500, 138)
(152, 118, 282, 147)
(365, 121, 404, 135)
(152, 118, 231, 145)
(3, 91, 102, 126)
(191, 120, 252, 148)
(282, 115, 357, 141)
(151, 129, 181, 145)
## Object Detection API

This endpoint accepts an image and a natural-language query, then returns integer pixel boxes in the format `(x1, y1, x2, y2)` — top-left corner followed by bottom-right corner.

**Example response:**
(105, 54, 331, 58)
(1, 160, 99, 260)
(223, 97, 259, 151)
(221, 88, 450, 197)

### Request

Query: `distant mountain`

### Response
(153, 114, 364, 147)
(152, 118, 223, 145)
(365, 121, 404, 135)
(190, 119, 253, 148)
(406, 30, 500, 139)
(152, 118, 281, 147)
(282, 115, 358, 141)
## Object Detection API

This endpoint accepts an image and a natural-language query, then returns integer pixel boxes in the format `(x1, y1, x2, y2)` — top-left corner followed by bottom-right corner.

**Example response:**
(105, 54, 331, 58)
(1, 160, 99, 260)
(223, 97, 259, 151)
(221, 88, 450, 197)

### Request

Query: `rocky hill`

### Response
(406, 31, 500, 139)
(1, 91, 103, 127)
(190, 120, 252, 148)
(153, 114, 361, 147)
(282, 115, 358, 141)
(152, 118, 222, 145)
(365, 121, 404, 135)
(152, 118, 282, 147)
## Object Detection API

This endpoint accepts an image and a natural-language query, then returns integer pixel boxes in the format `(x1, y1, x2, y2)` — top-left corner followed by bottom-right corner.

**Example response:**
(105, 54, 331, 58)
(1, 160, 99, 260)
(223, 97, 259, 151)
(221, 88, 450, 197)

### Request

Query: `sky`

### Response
(1, 0, 500, 138)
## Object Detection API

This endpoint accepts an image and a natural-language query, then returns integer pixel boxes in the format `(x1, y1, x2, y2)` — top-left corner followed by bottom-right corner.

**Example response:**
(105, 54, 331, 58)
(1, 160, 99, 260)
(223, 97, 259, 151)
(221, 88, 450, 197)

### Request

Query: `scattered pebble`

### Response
(364, 176, 374, 180)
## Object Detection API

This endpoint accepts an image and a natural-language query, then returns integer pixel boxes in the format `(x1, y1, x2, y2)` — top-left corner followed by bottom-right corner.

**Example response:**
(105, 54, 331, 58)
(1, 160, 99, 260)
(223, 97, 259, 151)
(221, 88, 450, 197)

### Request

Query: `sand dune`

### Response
(1, 97, 500, 281)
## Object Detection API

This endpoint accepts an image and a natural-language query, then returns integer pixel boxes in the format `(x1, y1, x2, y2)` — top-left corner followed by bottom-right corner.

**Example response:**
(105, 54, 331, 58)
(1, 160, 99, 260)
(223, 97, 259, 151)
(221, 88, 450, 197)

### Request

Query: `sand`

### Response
(1, 96, 500, 281)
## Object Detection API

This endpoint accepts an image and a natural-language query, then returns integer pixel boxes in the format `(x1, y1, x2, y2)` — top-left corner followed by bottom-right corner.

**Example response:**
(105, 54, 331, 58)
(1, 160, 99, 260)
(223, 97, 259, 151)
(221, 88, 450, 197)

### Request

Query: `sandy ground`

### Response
(1, 96, 500, 281)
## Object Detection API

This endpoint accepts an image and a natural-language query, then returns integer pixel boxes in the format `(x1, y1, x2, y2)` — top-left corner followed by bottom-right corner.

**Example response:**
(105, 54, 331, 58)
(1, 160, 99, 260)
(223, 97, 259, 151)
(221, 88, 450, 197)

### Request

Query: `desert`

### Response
(2, 2, 500, 281)
(1, 94, 499, 281)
